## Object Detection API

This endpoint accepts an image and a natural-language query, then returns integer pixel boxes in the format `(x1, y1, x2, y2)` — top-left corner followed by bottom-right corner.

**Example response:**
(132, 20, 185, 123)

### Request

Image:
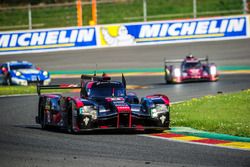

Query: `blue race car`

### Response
(0, 61, 51, 86)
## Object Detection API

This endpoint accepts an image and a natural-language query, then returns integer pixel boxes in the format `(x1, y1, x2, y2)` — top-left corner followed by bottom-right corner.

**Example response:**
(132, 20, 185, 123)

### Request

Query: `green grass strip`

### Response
(171, 89, 250, 138)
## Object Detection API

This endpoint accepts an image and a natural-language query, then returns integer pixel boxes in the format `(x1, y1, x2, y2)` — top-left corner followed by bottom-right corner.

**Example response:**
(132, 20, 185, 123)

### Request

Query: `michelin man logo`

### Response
(101, 26, 135, 46)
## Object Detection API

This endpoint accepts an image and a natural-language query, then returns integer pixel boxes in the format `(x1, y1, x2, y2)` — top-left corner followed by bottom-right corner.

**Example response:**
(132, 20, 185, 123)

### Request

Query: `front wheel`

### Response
(165, 75, 170, 84)
(7, 77, 12, 85)
(4, 76, 12, 85)
(165, 77, 173, 84)
(165, 78, 169, 84)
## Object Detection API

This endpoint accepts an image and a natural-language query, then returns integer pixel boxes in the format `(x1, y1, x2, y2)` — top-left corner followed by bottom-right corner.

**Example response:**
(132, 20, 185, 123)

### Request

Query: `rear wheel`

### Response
(4, 75, 12, 85)
(67, 102, 77, 134)
(67, 109, 73, 133)
(41, 111, 48, 130)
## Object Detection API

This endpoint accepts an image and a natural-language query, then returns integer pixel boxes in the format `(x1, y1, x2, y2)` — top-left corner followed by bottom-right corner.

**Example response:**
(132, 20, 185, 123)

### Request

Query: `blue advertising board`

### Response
(0, 27, 97, 54)
(0, 15, 249, 54)
(99, 16, 249, 46)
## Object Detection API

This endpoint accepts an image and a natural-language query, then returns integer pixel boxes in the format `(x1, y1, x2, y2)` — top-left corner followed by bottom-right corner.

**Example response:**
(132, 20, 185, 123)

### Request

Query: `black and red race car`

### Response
(164, 55, 219, 84)
(36, 74, 170, 133)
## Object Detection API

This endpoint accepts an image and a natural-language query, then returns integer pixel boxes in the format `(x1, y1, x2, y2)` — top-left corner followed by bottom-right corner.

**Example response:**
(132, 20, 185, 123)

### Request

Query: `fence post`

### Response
(28, 3, 32, 30)
(92, 0, 97, 25)
(193, 0, 197, 18)
(76, 0, 83, 26)
(143, 0, 147, 22)
(243, 0, 247, 14)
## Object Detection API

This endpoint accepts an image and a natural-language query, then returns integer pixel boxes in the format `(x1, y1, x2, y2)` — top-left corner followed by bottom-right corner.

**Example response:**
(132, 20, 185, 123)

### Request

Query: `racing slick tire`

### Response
(67, 110, 73, 134)
(6, 77, 12, 86)
(165, 73, 174, 84)
(4, 75, 12, 85)
(41, 112, 48, 130)
(165, 79, 169, 84)
(67, 102, 78, 134)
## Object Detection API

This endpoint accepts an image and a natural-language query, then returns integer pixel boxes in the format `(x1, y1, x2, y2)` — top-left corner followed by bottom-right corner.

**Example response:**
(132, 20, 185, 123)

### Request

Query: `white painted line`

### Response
(0, 92, 64, 98)
(140, 134, 250, 151)
(171, 101, 185, 104)
(0, 93, 37, 98)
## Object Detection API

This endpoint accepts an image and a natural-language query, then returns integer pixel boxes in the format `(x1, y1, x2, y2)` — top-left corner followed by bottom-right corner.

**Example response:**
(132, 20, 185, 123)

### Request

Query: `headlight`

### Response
(89, 110, 97, 120)
(43, 71, 48, 76)
(210, 66, 217, 75)
(151, 104, 169, 118)
(80, 106, 97, 120)
(174, 68, 181, 77)
(16, 71, 22, 76)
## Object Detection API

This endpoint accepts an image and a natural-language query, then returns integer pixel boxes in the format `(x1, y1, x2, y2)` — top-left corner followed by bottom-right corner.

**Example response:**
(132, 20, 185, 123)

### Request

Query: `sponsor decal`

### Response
(160, 115, 166, 124)
(99, 16, 248, 46)
(0, 27, 97, 52)
(99, 25, 136, 46)
(83, 117, 90, 126)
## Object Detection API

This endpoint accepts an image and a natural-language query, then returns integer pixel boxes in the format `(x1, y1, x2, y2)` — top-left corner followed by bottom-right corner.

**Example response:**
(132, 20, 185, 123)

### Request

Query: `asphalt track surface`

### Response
(52, 74, 250, 102)
(1, 39, 250, 167)
(1, 38, 250, 71)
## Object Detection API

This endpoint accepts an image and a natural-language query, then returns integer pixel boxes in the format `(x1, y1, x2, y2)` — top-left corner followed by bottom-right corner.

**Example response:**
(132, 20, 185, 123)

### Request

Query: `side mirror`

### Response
(126, 92, 139, 104)
(80, 88, 88, 99)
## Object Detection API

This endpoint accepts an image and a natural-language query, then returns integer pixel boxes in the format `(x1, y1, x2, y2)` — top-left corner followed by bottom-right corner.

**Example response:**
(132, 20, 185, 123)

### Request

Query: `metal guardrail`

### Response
(0, 24, 45, 30)
(125, 9, 244, 21)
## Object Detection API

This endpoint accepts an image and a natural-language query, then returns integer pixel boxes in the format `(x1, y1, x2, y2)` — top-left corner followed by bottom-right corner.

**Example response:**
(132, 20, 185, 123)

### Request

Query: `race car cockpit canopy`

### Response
(86, 82, 125, 97)
(80, 73, 127, 98)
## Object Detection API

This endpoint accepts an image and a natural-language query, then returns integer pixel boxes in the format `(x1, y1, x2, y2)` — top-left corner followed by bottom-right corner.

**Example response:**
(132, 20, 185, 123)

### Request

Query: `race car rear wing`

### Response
(164, 58, 183, 63)
(37, 73, 128, 95)
(37, 84, 81, 96)
(81, 74, 111, 82)
(164, 56, 209, 65)
(81, 73, 127, 89)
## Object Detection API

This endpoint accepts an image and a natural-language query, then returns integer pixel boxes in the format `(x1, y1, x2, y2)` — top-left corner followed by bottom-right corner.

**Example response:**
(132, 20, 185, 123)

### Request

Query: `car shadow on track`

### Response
(14, 124, 162, 135)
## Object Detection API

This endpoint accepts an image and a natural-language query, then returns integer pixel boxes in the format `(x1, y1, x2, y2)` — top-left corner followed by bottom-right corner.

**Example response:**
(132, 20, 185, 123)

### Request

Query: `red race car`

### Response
(164, 54, 219, 84)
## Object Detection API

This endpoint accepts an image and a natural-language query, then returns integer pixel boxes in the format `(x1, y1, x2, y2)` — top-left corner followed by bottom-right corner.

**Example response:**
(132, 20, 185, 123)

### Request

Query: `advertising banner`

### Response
(0, 27, 97, 54)
(0, 15, 249, 54)
(98, 15, 249, 47)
